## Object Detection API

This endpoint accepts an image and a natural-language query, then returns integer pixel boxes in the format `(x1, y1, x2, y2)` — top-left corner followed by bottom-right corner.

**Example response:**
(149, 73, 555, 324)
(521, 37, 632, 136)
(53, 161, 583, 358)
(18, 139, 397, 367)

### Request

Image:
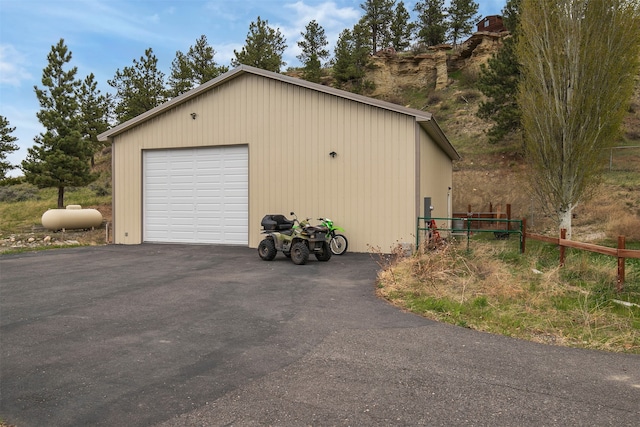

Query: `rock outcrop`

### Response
(368, 51, 446, 96)
(367, 32, 509, 95)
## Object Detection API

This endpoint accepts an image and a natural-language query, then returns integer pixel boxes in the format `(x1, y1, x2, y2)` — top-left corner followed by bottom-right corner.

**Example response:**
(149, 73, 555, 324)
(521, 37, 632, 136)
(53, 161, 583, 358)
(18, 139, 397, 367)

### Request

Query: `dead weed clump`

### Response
(373, 239, 639, 353)
(606, 212, 640, 241)
(374, 241, 526, 305)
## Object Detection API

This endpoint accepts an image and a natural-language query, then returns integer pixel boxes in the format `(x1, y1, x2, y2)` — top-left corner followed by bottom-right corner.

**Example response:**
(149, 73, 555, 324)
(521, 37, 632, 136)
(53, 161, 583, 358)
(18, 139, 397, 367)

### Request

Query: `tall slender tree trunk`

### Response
(558, 207, 573, 240)
(58, 187, 65, 208)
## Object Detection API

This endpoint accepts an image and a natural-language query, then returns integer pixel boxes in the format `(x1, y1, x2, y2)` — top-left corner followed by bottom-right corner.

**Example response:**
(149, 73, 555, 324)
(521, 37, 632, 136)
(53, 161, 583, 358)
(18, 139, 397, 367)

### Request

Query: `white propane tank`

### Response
(41, 205, 103, 231)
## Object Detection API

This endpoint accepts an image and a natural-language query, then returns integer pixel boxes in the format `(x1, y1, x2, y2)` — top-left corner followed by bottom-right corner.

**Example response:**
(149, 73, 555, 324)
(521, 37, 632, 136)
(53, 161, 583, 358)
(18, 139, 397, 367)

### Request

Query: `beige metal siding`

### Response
(419, 129, 454, 223)
(112, 74, 442, 252)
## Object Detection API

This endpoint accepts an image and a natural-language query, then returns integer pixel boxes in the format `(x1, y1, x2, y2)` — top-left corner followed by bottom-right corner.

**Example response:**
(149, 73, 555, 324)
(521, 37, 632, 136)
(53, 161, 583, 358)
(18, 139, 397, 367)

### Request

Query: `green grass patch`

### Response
(375, 239, 640, 353)
(397, 86, 431, 110)
(0, 183, 110, 234)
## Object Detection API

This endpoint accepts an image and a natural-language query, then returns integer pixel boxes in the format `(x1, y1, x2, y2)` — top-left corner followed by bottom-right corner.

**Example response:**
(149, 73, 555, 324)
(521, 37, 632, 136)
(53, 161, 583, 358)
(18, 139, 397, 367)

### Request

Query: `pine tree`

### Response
(414, 0, 448, 47)
(387, 1, 415, 51)
(168, 51, 193, 98)
(232, 17, 287, 72)
(108, 48, 167, 123)
(332, 29, 356, 85)
(477, 37, 521, 143)
(360, 0, 396, 53)
(77, 73, 111, 166)
(476, 0, 522, 144)
(332, 22, 372, 92)
(501, 0, 522, 31)
(297, 20, 330, 83)
(0, 115, 19, 179)
(168, 35, 228, 97)
(21, 39, 96, 208)
(353, 22, 373, 73)
(447, 0, 479, 46)
(189, 35, 229, 83)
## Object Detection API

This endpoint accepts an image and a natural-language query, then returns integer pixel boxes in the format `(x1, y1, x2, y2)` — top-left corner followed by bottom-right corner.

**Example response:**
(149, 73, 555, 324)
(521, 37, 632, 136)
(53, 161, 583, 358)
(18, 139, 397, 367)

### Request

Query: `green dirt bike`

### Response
(317, 217, 348, 255)
(258, 212, 332, 265)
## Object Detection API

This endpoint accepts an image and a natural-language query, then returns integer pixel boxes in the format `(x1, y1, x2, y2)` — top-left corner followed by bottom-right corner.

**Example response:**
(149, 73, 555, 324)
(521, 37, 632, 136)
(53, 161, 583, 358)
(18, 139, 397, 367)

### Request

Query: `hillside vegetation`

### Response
(365, 54, 640, 353)
(363, 46, 640, 242)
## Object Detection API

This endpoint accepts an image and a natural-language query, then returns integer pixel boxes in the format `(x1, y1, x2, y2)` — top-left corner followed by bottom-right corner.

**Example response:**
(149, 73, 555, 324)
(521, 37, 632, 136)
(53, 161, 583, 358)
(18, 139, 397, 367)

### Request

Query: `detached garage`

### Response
(98, 65, 460, 252)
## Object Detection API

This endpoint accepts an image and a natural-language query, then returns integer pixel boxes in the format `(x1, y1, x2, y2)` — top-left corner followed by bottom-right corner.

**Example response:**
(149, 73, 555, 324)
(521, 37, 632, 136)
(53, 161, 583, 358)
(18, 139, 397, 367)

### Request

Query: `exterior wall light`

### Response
(329, 151, 337, 158)
(190, 112, 197, 120)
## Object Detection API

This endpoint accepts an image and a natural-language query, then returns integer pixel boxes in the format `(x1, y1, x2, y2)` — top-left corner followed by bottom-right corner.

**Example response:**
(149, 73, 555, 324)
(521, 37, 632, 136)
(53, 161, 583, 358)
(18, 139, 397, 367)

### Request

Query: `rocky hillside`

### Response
(366, 31, 507, 96)
(358, 32, 640, 239)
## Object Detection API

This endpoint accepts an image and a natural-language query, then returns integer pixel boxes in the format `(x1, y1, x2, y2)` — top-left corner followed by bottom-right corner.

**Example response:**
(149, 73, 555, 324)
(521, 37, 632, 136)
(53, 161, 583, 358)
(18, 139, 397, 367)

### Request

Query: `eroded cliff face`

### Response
(367, 50, 446, 96)
(366, 32, 508, 96)
(452, 32, 508, 70)
(362, 31, 639, 144)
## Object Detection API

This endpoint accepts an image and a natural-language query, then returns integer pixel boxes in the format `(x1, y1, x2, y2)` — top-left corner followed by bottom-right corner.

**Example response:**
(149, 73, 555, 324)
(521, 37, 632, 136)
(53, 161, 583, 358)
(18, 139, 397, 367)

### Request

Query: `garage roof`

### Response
(98, 65, 460, 161)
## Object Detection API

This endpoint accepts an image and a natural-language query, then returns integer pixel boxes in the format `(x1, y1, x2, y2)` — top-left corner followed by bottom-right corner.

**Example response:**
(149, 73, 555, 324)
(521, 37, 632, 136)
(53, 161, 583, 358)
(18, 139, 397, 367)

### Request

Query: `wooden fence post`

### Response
(560, 229, 566, 267)
(618, 236, 626, 291)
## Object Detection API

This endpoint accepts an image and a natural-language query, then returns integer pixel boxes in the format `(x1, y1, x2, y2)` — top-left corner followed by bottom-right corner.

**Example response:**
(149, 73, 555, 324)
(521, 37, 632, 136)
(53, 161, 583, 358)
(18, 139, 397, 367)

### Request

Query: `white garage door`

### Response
(143, 146, 248, 245)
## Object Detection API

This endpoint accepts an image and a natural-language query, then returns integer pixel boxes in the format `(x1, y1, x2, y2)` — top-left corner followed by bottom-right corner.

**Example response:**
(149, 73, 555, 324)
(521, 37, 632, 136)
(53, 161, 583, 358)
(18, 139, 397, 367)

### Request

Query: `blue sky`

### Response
(0, 0, 506, 175)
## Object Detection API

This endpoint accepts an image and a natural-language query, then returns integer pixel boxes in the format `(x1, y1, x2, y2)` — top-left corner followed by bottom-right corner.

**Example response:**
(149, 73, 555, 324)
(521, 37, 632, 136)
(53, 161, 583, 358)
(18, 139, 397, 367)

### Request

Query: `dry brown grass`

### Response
(453, 149, 640, 240)
(606, 211, 640, 241)
(374, 239, 640, 352)
(380, 59, 640, 351)
(378, 242, 542, 305)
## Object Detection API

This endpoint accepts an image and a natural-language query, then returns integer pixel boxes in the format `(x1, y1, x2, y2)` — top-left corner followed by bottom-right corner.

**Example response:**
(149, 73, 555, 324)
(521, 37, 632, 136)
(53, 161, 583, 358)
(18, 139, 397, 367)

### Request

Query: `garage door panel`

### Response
(224, 189, 248, 197)
(197, 178, 223, 186)
(144, 146, 248, 245)
(169, 178, 196, 185)
(196, 189, 222, 197)
(224, 204, 246, 216)
(170, 194, 196, 202)
(197, 161, 222, 170)
(225, 199, 248, 207)
(197, 207, 222, 215)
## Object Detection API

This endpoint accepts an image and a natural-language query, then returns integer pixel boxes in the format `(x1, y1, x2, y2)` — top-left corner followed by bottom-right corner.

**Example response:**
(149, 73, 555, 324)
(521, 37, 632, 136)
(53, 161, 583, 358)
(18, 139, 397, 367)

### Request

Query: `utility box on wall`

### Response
(424, 197, 433, 221)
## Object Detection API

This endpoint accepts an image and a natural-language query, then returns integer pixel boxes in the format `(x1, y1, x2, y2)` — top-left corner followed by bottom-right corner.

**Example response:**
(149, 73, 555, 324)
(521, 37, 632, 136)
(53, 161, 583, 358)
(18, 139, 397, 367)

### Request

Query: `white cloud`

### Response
(204, 1, 244, 23)
(206, 1, 362, 69)
(145, 13, 161, 24)
(30, 1, 173, 46)
(215, 42, 244, 67)
(284, 1, 360, 31)
(0, 44, 33, 86)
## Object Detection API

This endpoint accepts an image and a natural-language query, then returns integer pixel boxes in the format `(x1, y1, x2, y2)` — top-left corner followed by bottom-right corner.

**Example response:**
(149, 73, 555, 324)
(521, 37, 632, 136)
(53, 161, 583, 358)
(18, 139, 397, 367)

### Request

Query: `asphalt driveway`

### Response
(1, 244, 639, 426)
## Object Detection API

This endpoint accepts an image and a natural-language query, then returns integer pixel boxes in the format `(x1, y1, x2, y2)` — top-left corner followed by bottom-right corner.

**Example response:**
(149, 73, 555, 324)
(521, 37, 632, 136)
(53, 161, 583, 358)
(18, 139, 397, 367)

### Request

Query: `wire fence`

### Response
(417, 216, 524, 252)
(607, 145, 640, 171)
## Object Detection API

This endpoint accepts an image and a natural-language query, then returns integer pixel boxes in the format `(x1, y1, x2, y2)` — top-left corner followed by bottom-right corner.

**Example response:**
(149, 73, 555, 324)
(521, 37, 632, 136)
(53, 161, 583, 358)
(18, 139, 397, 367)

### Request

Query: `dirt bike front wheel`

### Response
(330, 234, 348, 255)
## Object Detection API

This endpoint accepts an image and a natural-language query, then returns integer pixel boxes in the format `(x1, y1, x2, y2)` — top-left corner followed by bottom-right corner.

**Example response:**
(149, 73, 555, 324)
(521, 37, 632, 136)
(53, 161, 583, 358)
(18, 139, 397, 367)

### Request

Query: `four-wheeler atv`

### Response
(258, 212, 332, 265)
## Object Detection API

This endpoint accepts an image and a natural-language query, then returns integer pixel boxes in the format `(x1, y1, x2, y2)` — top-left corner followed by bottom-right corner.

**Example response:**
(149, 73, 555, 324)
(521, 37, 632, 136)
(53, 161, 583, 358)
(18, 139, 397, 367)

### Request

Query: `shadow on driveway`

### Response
(1, 244, 639, 426)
